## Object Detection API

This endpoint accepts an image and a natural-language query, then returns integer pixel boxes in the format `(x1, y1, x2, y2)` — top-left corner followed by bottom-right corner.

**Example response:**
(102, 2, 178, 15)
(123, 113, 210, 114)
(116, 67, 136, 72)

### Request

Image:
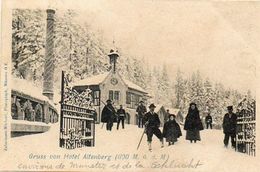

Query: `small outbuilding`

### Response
(73, 49, 150, 125)
(155, 104, 184, 126)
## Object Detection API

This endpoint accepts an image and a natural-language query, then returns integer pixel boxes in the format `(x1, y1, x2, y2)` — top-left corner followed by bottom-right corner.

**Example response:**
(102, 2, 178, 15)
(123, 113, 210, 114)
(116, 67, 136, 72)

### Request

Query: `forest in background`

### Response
(11, 9, 255, 127)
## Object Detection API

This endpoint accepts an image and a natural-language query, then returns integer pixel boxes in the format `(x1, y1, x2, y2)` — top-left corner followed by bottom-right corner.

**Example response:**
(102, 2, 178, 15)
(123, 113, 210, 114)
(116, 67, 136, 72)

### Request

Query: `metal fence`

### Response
(236, 99, 256, 156)
(59, 71, 95, 149)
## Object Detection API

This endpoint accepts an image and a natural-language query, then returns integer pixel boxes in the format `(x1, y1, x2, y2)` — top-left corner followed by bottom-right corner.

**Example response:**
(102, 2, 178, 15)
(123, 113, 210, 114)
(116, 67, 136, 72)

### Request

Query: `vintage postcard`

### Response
(0, 0, 260, 171)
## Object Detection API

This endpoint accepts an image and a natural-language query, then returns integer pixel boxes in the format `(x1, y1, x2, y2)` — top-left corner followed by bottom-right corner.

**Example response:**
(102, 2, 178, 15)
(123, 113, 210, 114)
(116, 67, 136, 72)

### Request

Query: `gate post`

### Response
(59, 71, 65, 147)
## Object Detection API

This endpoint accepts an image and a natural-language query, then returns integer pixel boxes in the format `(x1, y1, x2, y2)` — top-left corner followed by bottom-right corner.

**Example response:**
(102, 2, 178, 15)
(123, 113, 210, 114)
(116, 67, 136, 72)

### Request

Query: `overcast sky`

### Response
(70, 0, 259, 93)
(8, 0, 260, 93)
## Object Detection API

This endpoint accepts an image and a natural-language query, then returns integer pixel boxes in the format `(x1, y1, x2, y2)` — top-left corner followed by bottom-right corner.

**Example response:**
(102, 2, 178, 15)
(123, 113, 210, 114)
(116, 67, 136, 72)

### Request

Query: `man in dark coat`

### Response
(101, 100, 116, 131)
(136, 101, 147, 128)
(163, 114, 182, 146)
(223, 106, 237, 148)
(117, 105, 126, 130)
(144, 103, 164, 151)
(205, 113, 213, 129)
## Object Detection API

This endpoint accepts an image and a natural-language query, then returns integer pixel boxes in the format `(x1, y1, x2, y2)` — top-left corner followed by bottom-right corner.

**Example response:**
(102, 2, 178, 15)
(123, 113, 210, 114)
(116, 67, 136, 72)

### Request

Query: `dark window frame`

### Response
(93, 90, 100, 106)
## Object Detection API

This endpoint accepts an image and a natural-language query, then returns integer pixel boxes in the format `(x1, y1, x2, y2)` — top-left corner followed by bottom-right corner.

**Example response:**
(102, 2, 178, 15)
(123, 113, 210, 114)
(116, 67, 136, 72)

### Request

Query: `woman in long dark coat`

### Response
(184, 103, 203, 143)
(163, 114, 182, 146)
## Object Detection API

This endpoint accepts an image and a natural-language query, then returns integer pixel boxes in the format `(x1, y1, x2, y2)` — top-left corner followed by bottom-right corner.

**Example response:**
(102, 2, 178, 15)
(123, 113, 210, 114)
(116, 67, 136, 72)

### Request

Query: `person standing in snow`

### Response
(163, 114, 182, 146)
(222, 106, 237, 148)
(144, 103, 164, 151)
(205, 113, 213, 129)
(184, 103, 204, 143)
(165, 109, 170, 123)
(101, 99, 116, 131)
(136, 101, 147, 128)
(117, 105, 126, 130)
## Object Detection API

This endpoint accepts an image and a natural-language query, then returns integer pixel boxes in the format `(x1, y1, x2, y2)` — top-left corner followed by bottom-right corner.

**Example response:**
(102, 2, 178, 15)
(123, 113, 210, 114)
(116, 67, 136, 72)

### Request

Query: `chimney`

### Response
(108, 49, 119, 73)
(43, 9, 55, 100)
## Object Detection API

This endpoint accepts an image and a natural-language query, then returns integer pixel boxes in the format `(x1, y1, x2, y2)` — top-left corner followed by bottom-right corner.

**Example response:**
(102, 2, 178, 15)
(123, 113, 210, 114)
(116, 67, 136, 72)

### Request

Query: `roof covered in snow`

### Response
(155, 104, 181, 115)
(11, 77, 56, 107)
(12, 77, 49, 101)
(74, 72, 109, 86)
(123, 78, 146, 93)
(154, 104, 164, 113)
(74, 72, 147, 94)
(164, 107, 181, 115)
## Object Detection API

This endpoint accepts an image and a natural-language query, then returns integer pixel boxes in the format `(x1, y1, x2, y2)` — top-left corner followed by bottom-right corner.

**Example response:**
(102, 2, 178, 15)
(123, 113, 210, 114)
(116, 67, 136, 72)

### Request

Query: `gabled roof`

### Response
(164, 107, 181, 115)
(154, 104, 164, 113)
(155, 104, 181, 115)
(73, 72, 147, 94)
(123, 79, 146, 93)
(74, 72, 109, 86)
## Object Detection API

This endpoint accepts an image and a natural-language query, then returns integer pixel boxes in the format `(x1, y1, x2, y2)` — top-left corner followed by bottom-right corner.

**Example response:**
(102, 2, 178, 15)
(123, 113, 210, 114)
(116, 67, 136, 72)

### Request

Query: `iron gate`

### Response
(236, 98, 256, 156)
(59, 71, 95, 149)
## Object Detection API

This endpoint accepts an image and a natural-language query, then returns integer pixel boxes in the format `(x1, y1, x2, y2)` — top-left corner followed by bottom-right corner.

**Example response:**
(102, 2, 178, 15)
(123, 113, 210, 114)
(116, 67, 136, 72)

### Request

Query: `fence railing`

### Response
(60, 103, 95, 149)
(236, 99, 256, 156)
(59, 71, 95, 149)
(11, 90, 58, 124)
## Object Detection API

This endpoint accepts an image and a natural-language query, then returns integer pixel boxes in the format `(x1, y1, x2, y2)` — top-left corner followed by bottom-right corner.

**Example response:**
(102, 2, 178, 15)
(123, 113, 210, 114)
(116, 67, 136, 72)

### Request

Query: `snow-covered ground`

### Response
(1, 123, 259, 172)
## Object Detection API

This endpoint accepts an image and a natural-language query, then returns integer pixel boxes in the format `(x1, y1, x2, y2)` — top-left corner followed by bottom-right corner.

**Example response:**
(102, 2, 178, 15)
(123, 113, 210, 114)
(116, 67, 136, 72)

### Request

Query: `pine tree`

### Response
(174, 68, 185, 108)
(202, 78, 215, 113)
(157, 64, 171, 104)
(12, 9, 45, 80)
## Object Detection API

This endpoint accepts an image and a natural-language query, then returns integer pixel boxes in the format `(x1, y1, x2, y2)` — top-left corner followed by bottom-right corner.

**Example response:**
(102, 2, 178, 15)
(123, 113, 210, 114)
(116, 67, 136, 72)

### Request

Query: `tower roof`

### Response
(108, 49, 120, 57)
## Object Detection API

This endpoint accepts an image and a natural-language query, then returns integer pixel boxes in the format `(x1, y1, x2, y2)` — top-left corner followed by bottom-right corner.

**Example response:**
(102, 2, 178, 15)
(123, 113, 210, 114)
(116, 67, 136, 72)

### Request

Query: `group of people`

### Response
(140, 102, 203, 151)
(101, 99, 126, 131)
(101, 99, 238, 151)
(143, 103, 182, 150)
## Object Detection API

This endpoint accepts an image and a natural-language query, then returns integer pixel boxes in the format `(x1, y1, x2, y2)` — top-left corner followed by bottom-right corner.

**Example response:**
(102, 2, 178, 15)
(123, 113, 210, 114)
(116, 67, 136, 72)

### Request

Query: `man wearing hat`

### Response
(144, 103, 164, 151)
(136, 100, 147, 128)
(101, 99, 116, 131)
(222, 106, 237, 148)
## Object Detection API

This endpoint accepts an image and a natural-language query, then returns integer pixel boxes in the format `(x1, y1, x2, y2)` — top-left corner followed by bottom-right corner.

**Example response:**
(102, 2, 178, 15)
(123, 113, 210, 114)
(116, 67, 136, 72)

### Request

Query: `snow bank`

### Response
(1, 124, 259, 171)
(11, 119, 51, 126)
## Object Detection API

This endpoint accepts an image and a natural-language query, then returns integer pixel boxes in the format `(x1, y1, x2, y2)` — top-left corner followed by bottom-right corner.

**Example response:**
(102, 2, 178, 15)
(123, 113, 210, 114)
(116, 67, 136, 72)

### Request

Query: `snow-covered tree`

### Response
(12, 9, 45, 80)
(174, 68, 185, 108)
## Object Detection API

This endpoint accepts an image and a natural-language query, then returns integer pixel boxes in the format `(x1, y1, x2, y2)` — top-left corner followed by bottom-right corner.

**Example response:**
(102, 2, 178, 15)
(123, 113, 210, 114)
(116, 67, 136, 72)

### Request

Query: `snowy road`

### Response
(1, 123, 259, 172)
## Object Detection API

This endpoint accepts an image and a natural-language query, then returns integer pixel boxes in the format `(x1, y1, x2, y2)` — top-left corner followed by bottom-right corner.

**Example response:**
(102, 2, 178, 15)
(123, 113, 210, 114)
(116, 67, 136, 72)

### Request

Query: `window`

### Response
(126, 92, 131, 104)
(93, 91, 100, 106)
(109, 90, 113, 101)
(126, 92, 140, 109)
(108, 90, 120, 104)
(114, 91, 120, 101)
(131, 94, 135, 108)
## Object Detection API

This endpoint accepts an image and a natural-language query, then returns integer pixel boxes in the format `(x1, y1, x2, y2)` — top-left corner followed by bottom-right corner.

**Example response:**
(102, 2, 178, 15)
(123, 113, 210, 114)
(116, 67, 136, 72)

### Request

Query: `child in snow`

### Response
(163, 114, 182, 146)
